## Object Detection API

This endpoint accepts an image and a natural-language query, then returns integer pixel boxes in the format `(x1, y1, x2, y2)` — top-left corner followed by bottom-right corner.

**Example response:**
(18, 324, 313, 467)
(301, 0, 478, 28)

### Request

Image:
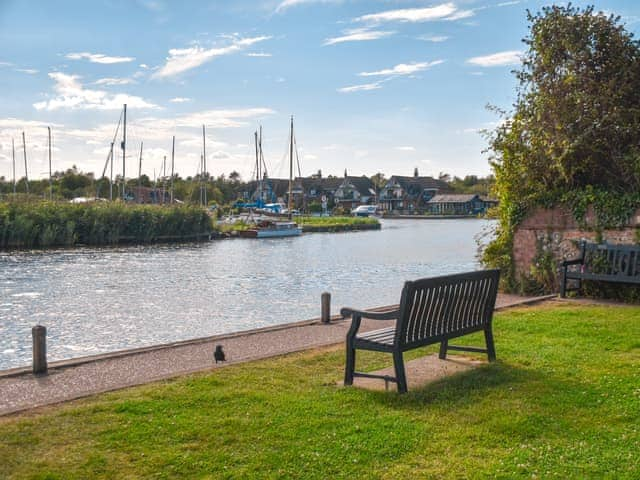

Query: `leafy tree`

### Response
(484, 4, 640, 290)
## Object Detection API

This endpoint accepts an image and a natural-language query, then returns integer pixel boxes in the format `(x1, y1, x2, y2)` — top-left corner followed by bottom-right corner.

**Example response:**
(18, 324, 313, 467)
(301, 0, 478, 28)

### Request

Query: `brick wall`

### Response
(513, 206, 640, 288)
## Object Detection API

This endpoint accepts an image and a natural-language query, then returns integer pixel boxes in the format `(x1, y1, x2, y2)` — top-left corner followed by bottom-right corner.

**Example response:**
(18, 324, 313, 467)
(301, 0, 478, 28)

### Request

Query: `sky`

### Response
(1, 0, 639, 183)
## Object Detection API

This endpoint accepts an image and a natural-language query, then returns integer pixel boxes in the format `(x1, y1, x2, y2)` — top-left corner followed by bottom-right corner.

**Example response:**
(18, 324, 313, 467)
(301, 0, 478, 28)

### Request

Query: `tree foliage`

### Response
(490, 4, 640, 200)
(484, 4, 640, 290)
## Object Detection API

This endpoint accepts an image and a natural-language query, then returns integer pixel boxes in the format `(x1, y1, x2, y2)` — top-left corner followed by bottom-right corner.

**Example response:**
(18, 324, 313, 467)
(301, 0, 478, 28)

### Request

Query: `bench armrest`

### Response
(340, 308, 399, 321)
(561, 257, 583, 267)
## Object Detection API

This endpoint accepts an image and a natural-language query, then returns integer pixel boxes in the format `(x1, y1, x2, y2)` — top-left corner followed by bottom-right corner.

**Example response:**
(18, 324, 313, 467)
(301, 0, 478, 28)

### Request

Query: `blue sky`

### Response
(1, 0, 639, 182)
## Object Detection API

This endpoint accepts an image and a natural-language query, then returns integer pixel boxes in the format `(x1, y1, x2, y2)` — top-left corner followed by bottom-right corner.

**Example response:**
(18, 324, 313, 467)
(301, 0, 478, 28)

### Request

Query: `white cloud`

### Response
(33, 72, 159, 111)
(15, 68, 39, 74)
(169, 97, 191, 103)
(246, 52, 272, 57)
(153, 35, 271, 79)
(359, 60, 444, 77)
(0, 118, 62, 130)
(467, 50, 522, 67)
(324, 28, 394, 46)
(275, 0, 338, 13)
(94, 77, 135, 86)
(66, 52, 135, 64)
(0, 61, 13, 67)
(396, 146, 415, 151)
(356, 3, 473, 24)
(337, 82, 383, 93)
(416, 35, 449, 42)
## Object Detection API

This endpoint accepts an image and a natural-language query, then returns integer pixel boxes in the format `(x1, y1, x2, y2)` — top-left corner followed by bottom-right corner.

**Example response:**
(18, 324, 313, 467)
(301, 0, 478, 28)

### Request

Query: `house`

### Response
(425, 194, 495, 215)
(379, 173, 451, 212)
(332, 175, 376, 210)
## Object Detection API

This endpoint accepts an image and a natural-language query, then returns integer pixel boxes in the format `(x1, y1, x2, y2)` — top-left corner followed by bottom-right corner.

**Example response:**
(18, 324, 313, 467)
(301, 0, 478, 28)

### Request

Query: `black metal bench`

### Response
(560, 241, 640, 297)
(341, 270, 500, 393)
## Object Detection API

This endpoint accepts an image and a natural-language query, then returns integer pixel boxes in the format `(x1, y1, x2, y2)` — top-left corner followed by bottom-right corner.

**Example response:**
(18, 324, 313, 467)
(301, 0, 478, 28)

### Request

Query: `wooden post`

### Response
(321, 292, 331, 324)
(32, 325, 47, 375)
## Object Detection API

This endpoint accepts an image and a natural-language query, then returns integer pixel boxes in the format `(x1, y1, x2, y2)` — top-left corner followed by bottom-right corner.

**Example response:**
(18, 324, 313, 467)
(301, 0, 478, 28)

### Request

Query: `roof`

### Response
(428, 194, 479, 203)
(338, 176, 375, 196)
(385, 176, 451, 194)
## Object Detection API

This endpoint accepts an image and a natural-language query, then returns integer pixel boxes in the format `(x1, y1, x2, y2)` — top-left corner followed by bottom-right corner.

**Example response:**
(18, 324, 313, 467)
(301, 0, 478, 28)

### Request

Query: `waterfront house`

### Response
(332, 175, 376, 210)
(425, 194, 496, 215)
(379, 174, 451, 213)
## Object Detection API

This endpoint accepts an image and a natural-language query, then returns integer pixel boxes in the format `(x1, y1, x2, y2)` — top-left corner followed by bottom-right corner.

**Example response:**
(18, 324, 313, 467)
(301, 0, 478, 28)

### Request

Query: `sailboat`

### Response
(240, 117, 302, 238)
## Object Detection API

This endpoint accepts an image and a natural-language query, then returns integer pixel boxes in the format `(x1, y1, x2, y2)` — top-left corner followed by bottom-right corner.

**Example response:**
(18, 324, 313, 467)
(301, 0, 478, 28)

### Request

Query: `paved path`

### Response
(0, 294, 552, 416)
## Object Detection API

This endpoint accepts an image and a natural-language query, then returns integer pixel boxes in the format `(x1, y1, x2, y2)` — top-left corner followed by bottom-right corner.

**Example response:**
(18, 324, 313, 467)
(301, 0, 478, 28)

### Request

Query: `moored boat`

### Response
(239, 219, 302, 238)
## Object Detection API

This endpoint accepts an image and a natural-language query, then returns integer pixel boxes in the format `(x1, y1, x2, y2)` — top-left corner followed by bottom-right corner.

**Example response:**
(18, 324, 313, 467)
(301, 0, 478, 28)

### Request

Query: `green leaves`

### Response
(484, 4, 640, 291)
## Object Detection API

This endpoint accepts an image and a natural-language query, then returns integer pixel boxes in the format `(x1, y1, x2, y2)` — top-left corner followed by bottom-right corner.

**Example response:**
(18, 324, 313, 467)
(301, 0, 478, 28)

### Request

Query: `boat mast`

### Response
(138, 141, 143, 203)
(171, 136, 175, 204)
(162, 155, 166, 204)
(254, 130, 259, 202)
(22, 131, 29, 194)
(288, 116, 293, 220)
(202, 124, 207, 206)
(109, 142, 114, 201)
(48, 126, 53, 200)
(121, 103, 127, 200)
(11, 138, 16, 195)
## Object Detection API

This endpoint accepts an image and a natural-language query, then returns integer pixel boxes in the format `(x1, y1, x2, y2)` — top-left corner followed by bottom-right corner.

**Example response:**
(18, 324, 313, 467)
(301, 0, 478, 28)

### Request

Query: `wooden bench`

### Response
(341, 270, 501, 393)
(560, 241, 640, 298)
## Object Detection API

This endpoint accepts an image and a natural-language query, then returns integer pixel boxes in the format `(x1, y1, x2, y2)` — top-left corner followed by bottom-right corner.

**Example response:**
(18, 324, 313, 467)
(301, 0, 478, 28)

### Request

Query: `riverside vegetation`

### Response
(482, 5, 640, 295)
(0, 200, 213, 248)
(1, 303, 639, 478)
(0, 200, 381, 249)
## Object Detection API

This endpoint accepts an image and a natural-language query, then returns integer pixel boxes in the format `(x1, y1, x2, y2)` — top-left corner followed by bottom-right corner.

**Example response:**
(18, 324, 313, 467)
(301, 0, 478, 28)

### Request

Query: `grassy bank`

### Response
(0, 201, 213, 249)
(298, 215, 380, 232)
(1, 303, 639, 478)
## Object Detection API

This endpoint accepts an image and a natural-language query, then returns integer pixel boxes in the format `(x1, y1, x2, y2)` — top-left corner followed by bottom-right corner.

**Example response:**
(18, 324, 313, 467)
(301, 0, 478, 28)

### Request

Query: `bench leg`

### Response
(560, 267, 567, 298)
(344, 341, 356, 386)
(393, 350, 408, 394)
(438, 339, 448, 360)
(484, 327, 496, 362)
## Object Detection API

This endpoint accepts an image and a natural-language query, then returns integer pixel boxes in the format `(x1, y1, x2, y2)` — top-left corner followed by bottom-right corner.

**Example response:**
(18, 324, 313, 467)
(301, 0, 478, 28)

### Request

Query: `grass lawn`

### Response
(1, 303, 639, 479)
(297, 215, 379, 227)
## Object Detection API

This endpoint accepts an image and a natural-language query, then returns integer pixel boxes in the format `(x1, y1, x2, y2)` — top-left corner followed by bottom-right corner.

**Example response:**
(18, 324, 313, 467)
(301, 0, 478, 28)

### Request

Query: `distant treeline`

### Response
(0, 200, 213, 249)
(0, 167, 495, 205)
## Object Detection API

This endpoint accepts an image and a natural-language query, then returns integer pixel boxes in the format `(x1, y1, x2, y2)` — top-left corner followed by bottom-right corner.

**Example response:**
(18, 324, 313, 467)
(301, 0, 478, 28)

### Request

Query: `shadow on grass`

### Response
(364, 360, 541, 409)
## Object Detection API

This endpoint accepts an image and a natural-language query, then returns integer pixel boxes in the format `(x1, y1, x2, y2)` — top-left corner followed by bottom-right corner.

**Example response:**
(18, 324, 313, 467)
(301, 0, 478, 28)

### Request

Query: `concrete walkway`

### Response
(0, 294, 553, 416)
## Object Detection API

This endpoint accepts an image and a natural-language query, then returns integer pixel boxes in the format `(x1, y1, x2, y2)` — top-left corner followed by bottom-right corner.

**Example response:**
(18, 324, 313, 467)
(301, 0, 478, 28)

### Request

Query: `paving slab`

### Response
(0, 293, 553, 416)
(348, 354, 484, 392)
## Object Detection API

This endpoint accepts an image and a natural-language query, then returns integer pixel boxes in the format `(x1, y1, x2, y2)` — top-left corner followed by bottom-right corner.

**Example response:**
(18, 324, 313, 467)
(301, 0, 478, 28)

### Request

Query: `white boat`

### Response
(351, 205, 378, 217)
(239, 219, 302, 238)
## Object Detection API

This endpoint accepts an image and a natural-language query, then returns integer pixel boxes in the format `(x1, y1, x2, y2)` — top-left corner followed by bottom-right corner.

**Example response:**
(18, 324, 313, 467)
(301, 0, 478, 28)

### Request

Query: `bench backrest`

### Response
(395, 269, 500, 349)
(582, 242, 640, 279)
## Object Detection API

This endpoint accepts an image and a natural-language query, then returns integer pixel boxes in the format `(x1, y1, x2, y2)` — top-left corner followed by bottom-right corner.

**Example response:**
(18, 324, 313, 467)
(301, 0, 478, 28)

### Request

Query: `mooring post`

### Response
(321, 292, 331, 324)
(32, 325, 47, 375)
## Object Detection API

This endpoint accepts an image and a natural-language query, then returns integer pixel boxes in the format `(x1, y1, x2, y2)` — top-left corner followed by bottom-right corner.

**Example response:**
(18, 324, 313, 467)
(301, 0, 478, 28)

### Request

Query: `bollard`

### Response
(32, 325, 47, 375)
(321, 292, 331, 324)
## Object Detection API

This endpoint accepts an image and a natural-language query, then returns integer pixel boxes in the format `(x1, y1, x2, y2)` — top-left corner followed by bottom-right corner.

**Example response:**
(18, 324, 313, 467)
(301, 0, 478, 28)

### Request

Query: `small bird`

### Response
(214, 345, 226, 363)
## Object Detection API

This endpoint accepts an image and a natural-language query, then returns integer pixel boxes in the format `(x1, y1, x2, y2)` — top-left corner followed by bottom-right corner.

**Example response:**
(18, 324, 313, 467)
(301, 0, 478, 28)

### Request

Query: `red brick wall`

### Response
(513, 206, 640, 287)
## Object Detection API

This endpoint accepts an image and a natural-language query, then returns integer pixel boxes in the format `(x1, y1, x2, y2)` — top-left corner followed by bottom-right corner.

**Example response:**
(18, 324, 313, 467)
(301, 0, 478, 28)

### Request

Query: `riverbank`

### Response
(0, 201, 212, 249)
(216, 215, 380, 237)
(0, 292, 549, 414)
(2, 300, 638, 478)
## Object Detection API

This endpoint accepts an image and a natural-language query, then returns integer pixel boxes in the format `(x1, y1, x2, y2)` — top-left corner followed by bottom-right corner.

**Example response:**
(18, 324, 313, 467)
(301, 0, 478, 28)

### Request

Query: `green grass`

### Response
(298, 215, 379, 227)
(1, 303, 639, 479)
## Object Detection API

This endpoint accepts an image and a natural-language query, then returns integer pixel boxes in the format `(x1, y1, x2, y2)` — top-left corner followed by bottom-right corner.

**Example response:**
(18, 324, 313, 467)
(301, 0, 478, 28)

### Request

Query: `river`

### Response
(0, 219, 495, 370)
